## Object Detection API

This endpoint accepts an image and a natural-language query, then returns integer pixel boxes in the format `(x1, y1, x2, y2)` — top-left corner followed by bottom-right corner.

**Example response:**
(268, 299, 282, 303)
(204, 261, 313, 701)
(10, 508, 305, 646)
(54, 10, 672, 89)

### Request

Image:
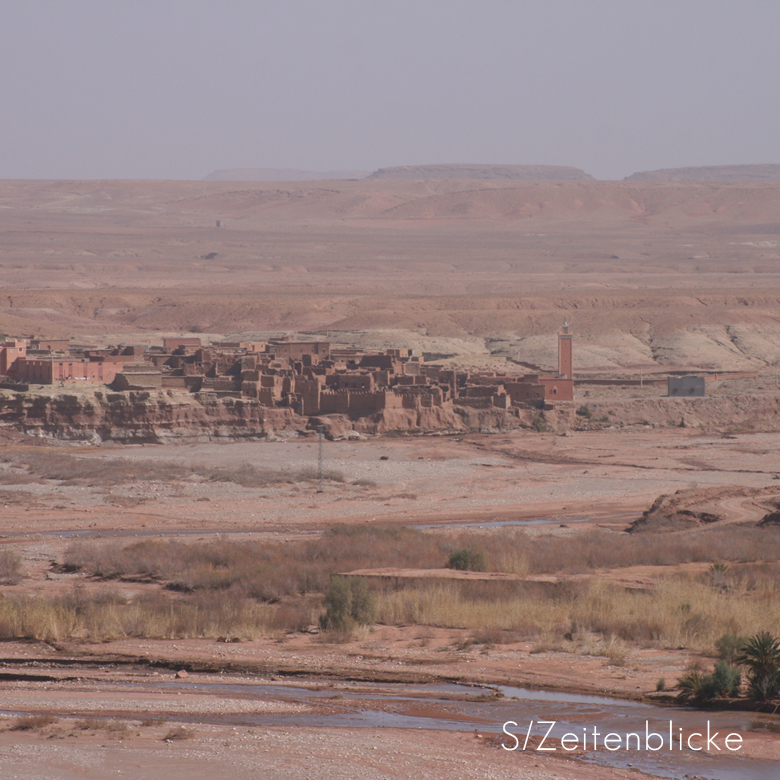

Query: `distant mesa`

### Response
(366, 164, 595, 181)
(203, 168, 370, 182)
(624, 164, 780, 183)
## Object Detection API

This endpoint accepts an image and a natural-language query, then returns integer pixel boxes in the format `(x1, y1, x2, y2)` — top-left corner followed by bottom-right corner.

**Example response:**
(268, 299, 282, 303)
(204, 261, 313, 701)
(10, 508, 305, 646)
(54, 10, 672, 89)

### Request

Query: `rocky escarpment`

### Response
(629, 486, 780, 533)
(0, 391, 306, 444)
(367, 164, 594, 181)
(3, 390, 780, 443)
(0, 390, 530, 443)
(625, 164, 780, 182)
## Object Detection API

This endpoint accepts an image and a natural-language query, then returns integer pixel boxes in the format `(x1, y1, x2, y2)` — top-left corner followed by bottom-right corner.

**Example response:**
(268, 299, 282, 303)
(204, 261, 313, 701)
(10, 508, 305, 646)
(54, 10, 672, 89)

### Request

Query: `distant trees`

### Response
(677, 631, 780, 705)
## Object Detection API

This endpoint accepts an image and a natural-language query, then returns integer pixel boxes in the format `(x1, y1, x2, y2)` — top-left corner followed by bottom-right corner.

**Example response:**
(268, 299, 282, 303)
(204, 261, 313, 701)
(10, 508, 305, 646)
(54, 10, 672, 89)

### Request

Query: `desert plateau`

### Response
(1, 175, 780, 780)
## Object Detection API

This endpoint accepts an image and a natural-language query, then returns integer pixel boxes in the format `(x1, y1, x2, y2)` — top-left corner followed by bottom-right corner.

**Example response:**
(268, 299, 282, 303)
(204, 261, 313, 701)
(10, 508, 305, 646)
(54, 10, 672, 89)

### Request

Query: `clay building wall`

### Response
(164, 337, 202, 350)
(11, 357, 123, 385)
(113, 371, 163, 391)
(371, 370, 391, 387)
(241, 354, 259, 371)
(348, 390, 397, 413)
(0, 340, 27, 375)
(339, 374, 374, 391)
(267, 341, 330, 361)
(213, 341, 266, 352)
(294, 378, 323, 415)
(395, 386, 444, 409)
(505, 380, 545, 403)
(461, 384, 505, 398)
(201, 376, 241, 392)
(539, 376, 574, 401)
(395, 375, 428, 385)
(257, 387, 276, 406)
(358, 354, 402, 373)
(29, 339, 70, 352)
(161, 376, 198, 391)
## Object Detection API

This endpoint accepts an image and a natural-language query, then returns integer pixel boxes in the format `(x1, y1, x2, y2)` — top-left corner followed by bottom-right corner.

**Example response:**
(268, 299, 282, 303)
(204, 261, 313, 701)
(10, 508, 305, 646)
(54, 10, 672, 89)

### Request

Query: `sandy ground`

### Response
(0, 661, 777, 779)
(2, 428, 780, 777)
(0, 723, 650, 780)
(3, 428, 780, 537)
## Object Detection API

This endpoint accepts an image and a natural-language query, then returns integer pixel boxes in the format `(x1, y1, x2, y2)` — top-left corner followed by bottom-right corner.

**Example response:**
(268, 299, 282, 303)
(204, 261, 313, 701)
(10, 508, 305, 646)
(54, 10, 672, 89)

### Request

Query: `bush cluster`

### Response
(319, 577, 376, 634)
(677, 631, 780, 704)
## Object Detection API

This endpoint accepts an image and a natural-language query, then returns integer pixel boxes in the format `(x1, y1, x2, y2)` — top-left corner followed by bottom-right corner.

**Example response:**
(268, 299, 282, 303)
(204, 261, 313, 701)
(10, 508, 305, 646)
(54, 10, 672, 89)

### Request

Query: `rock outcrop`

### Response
(0, 391, 305, 444)
(5, 389, 780, 443)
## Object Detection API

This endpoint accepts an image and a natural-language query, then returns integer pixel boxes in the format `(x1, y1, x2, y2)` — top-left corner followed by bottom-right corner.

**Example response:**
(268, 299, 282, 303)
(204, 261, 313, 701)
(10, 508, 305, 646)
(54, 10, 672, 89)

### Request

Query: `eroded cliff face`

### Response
(0, 389, 532, 443)
(2, 388, 780, 443)
(0, 391, 306, 443)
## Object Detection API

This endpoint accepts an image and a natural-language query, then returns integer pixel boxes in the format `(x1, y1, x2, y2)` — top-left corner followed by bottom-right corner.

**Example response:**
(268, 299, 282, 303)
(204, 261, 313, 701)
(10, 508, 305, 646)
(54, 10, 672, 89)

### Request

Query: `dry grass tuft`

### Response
(139, 717, 165, 728)
(163, 726, 195, 741)
(0, 587, 277, 643)
(5, 523, 780, 653)
(9, 714, 57, 731)
(374, 574, 780, 653)
(63, 525, 454, 601)
(0, 549, 22, 584)
(74, 718, 130, 735)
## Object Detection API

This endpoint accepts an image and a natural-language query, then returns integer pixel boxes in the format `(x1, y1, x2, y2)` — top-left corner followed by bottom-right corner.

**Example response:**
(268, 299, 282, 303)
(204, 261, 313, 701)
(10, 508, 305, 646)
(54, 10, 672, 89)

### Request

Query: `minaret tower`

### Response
(558, 322, 573, 379)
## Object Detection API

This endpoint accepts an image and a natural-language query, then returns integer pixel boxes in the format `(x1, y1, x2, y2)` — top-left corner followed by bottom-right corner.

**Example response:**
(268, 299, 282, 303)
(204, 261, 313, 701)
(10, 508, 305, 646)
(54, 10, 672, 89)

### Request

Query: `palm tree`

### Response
(735, 632, 780, 701)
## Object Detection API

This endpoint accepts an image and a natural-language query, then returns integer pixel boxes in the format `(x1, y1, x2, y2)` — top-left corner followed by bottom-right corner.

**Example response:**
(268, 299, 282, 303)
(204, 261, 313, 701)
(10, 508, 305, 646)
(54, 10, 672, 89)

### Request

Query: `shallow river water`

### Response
(147, 679, 779, 780)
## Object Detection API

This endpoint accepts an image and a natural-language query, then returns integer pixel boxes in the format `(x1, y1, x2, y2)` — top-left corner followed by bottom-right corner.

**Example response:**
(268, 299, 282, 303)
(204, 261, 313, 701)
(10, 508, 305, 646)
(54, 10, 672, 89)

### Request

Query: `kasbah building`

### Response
(0, 326, 574, 420)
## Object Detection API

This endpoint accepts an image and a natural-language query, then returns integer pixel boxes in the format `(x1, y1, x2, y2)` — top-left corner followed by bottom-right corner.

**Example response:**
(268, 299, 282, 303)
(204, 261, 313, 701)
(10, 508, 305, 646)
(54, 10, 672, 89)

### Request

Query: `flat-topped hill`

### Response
(204, 168, 369, 181)
(625, 164, 780, 182)
(367, 164, 594, 181)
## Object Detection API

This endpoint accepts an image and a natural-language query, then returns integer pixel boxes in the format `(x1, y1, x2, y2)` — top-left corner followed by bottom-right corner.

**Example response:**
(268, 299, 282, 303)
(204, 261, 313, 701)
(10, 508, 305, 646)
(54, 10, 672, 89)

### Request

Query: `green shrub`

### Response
(319, 577, 376, 633)
(677, 661, 741, 704)
(447, 548, 487, 572)
(656, 678, 665, 692)
(711, 660, 741, 697)
(676, 670, 712, 704)
(716, 632, 747, 664)
(576, 405, 592, 419)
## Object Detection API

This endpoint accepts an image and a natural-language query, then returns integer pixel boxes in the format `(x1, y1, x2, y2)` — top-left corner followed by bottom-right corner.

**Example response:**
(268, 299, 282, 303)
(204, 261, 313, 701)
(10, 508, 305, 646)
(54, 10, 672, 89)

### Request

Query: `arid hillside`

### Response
(2, 178, 780, 370)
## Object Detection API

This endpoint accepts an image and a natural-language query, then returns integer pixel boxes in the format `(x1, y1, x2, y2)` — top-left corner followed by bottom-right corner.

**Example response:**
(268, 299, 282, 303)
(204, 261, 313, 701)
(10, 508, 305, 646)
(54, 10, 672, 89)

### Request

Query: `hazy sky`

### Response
(2, 0, 778, 180)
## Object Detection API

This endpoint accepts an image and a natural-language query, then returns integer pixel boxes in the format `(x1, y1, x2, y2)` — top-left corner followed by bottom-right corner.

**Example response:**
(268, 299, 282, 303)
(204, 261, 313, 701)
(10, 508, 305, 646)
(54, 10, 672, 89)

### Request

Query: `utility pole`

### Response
(316, 425, 324, 493)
